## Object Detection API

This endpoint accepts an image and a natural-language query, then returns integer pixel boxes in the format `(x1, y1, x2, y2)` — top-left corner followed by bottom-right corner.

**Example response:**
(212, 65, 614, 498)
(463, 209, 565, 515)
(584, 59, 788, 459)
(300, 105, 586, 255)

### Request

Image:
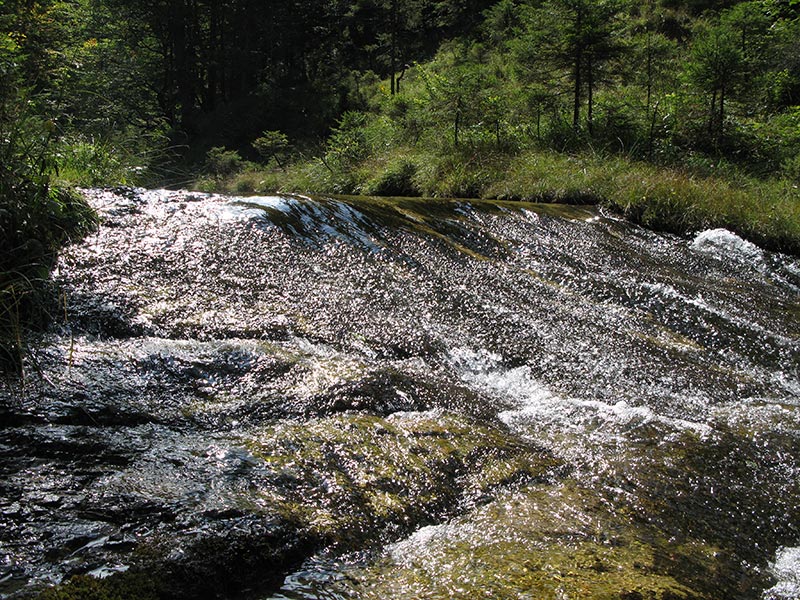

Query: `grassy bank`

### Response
(0, 185, 97, 373)
(197, 147, 800, 256)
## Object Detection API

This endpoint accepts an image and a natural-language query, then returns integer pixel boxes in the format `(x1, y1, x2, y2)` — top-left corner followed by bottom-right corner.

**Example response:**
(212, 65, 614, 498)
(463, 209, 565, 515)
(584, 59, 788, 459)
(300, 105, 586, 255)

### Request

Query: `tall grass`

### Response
(0, 184, 96, 373)
(209, 145, 800, 255)
(1, 107, 98, 374)
(53, 126, 177, 188)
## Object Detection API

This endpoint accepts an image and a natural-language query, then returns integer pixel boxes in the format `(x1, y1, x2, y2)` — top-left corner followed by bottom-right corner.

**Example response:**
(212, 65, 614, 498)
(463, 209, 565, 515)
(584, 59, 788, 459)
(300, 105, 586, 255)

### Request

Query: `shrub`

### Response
(55, 136, 127, 186)
(206, 146, 243, 177)
(231, 169, 265, 194)
(0, 100, 97, 373)
(252, 130, 290, 169)
(783, 154, 800, 182)
(54, 126, 170, 188)
(366, 159, 421, 196)
(0, 184, 96, 373)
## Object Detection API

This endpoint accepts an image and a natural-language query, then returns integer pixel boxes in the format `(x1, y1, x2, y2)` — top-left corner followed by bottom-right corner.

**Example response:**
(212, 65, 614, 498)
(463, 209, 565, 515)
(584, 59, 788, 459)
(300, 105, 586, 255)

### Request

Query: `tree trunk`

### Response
(170, 0, 196, 132)
(390, 0, 397, 95)
(396, 64, 407, 93)
(573, 53, 582, 131)
(708, 89, 717, 135)
(648, 99, 660, 160)
(206, 3, 219, 111)
(587, 54, 594, 136)
(646, 30, 652, 114)
(454, 99, 461, 146)
(572, 4, 583, 131)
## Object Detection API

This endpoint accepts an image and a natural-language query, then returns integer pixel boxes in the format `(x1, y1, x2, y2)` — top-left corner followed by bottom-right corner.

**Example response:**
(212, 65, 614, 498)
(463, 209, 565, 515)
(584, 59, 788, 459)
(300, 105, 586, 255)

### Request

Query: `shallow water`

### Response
(1, 189, 798, 599)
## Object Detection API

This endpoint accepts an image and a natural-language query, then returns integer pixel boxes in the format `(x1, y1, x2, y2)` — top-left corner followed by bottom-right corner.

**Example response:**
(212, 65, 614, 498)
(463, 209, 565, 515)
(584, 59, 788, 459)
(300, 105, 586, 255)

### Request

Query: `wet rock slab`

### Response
(1, 188, 799, 599)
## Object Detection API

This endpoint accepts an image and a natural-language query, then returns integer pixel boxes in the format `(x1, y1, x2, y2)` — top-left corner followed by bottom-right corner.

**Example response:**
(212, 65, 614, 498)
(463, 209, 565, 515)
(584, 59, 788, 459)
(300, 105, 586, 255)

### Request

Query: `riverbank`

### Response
(199, 148, 800, 256)
(0, 185, 97, 373)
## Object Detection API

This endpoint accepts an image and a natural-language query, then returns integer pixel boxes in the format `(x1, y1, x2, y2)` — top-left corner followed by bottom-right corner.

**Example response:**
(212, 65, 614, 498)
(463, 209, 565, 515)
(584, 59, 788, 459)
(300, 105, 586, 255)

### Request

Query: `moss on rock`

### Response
(245, 411, 563, 545)
(343, 483, 718, 600)
(35, 573, 159, 600)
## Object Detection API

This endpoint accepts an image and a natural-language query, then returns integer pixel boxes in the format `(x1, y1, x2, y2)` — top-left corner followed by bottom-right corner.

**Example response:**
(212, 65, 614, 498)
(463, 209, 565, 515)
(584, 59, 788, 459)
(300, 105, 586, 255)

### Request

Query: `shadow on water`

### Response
(1, 189, 798, 599)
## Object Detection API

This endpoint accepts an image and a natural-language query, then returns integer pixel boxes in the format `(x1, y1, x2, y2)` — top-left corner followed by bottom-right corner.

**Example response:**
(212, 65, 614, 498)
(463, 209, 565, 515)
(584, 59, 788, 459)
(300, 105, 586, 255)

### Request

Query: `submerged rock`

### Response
(13, 411, 561, 600)
(1, 188, 798, 599)
(340, 483, 717, 600)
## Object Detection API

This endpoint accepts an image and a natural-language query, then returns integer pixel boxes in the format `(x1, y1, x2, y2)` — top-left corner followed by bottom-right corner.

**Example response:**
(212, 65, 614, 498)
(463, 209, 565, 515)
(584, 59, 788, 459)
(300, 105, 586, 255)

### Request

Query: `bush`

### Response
(783, 154, 800, 182)
(252, 130, 290, 168)
(0, 183, 96, 373)
(366, 159, 421, 196)
(54, 126, 170, 187)
(55, 136, 127, 186)
(325, 111, 370, 169)
(230, 169, 266, 194)
(0, 99, 96, 373)
(412, 149, 508, 198)
(206, 146, 243, 177)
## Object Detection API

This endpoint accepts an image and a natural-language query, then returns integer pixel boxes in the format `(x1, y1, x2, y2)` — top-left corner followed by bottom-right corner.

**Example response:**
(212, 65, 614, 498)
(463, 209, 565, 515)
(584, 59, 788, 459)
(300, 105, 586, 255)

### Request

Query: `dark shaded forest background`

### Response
(2, 0, 502, 175)
(3, 0, 800, 181)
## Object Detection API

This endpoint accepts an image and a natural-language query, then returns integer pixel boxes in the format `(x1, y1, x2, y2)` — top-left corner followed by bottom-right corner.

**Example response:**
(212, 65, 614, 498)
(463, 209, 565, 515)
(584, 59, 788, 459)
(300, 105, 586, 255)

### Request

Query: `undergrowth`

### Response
(199, 146, 800, 256)
(0, 184, 96, 374)
(0, 102, 98, 374)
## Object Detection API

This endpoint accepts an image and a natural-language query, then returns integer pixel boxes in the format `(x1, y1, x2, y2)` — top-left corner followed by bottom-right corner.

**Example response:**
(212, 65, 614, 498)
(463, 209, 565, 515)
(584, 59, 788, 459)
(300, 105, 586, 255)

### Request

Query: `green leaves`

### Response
(688, 24, 744, 90)
(253, 131, 291, 169)
(326, 111, 372, 168)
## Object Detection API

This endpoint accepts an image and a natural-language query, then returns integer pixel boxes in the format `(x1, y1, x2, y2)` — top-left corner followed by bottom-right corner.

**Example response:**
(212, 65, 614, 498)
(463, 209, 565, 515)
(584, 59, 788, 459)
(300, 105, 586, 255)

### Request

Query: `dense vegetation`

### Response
(3, 0, 799, 185)
(1, 0, 800, 368)
(208, 0, 800, 252)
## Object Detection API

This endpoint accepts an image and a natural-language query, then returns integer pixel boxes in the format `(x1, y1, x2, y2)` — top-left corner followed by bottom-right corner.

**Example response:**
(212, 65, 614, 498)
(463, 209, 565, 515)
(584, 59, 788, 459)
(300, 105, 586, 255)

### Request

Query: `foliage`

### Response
(6, 0, 800, 186)
(253, 130, 290, 169)
(205, 146, 244, 178)
(2, 0, 800, 380)
(0, 107, 96, 373)
(684, 20, 745, 142)
(366, 158, 421, 196)
(0, 1, 101, 373)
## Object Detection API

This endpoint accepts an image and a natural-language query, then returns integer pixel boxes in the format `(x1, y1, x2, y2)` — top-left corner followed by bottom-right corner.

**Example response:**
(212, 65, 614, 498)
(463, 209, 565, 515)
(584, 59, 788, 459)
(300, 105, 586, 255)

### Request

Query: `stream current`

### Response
(1, 188, 799, 599)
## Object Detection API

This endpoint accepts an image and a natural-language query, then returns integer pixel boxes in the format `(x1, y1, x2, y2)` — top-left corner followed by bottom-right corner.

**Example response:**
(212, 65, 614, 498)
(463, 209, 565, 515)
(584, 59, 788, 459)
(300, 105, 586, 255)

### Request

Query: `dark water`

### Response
(1, 189, 799, 599)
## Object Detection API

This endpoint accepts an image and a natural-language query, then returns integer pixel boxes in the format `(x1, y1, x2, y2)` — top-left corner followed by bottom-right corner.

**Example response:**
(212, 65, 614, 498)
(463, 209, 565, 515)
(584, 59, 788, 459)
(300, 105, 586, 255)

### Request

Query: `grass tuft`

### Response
(0, 186, 97, 374)
(198, 146, 800, 255)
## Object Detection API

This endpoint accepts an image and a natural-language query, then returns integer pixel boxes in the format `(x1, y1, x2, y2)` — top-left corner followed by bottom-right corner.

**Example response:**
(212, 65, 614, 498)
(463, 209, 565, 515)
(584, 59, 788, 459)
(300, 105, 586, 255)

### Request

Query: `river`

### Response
(1, 188, 799, 599)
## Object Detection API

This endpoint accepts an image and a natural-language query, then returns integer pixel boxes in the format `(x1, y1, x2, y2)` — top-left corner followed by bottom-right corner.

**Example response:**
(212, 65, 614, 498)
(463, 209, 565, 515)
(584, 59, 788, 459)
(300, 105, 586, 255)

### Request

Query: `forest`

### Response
(1, 0, 800, 366)
(3, 4, 800, 599)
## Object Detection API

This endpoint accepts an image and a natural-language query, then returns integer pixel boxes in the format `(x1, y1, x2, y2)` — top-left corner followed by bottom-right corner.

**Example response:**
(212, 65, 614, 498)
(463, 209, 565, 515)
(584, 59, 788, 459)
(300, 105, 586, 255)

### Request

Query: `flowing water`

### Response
(1, 188, 799, 599)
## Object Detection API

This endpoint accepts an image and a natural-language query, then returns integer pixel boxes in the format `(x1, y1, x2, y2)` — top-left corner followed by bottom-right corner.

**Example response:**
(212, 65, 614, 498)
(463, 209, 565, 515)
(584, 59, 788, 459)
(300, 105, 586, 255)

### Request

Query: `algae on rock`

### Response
(341, 483, 718, 600)
(245, 411, 563, 545)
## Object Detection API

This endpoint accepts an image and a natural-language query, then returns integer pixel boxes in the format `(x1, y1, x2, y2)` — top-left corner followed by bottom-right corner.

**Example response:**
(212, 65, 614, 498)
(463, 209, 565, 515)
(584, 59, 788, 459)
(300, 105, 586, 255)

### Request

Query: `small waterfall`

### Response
(1, 189, 798, 599)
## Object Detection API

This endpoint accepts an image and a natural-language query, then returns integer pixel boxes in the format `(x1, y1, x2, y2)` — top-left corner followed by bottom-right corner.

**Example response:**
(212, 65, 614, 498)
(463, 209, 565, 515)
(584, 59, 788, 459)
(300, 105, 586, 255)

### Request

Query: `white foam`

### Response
(220, 196, 382, 251)
(692, 228, 764, 263)
(521, 209, 541, 224)
(772, 372, 800, 399)
(217, 195, 294, 222)
(641, 281, 715, 313)
(388, 523, 453, 565)
(87, 564, 130, 579)
(638, 280, 792, 346)
(448, 347, 711, 445)
(764, 547, 800, 599)
(326, 201, 382, 251)
(231, 195, 294, 211)
(450, 349, 560, 409)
